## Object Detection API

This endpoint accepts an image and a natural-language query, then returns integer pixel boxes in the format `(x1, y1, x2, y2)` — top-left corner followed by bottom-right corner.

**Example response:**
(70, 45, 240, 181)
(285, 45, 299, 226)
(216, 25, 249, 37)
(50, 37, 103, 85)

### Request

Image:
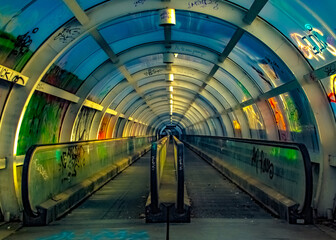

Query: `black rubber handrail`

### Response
(173, 136, 185, 213)
(184, 135, 313, 219)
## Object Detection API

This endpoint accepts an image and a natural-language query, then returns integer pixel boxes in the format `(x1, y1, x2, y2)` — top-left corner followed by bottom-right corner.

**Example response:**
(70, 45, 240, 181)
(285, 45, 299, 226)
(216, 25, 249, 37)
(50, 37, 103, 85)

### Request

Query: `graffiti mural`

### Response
(42, 64, 83, 94)
(268, 97, 289, 141)
(17, 91, 70, 155)
(72, 106, 96, 141)
(0, 29, 35, 71)
(98, 113, 112, 139)
(58, 145, 86, 183)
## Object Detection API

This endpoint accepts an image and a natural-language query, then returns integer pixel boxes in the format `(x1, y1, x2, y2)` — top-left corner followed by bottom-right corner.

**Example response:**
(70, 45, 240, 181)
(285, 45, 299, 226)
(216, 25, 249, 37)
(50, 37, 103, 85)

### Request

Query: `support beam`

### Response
(243, 0, 269, 25)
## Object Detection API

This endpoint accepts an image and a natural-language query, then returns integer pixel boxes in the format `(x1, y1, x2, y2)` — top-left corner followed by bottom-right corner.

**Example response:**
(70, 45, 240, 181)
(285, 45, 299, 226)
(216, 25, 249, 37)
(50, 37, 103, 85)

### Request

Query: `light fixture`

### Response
(165, 73, 174, 82)
(169, 86, 173, 92)
(163, 53, 174, 64)
(159, 8, 176, 26)
(170, 94, 173, 99)
(170, 99, 173, 104)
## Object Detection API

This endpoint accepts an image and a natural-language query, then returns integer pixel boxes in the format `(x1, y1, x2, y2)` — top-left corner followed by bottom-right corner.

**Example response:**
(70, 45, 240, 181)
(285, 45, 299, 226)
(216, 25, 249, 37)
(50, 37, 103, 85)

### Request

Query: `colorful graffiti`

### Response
(291, 24, 336, 61)
(42, 64, 83, 94)
(72, 107, 96, 141)
(328, 74, 336, 103)
(17, 92, 70, 155)
(0, 29, 35, 71)
(242, 99, 264, 130)
(268, 97, 289, 140)
(98, 113, 112, 139)
(232, 120, 241, 130)
(280, 93, 302, 133)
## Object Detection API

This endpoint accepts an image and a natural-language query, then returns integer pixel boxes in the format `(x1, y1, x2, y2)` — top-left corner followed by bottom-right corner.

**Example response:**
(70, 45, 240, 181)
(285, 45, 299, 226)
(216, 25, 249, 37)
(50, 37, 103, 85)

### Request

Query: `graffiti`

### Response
(0, 64, 28, 85)
(282, 94, 302, 133)
(187, 0, 219, 10)
(54, 26, 81, 44)
(328, 74, 336, 103)
(12, 28, 39, 56)
(232, 120, 241, 130)
(134, 0, 146, 7)
(37, 230, 149, 240)
(17, 92, 70, 155)
(251, 147, 274, 179)
(144, 68, 163, 77)
(35, 162, 49, 181)
(59, 145, 86, 183)
(173, 45, 206, 58)
(291, 24, 336, 61)
(268, 98, 287, 131)
(324, 63, 336, 77)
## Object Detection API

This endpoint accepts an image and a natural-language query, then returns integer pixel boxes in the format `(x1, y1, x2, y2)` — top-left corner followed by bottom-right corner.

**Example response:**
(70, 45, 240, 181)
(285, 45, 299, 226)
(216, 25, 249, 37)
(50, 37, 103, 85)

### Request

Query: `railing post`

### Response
(176, 142, 184, 213)
(150, 142, 159, 213)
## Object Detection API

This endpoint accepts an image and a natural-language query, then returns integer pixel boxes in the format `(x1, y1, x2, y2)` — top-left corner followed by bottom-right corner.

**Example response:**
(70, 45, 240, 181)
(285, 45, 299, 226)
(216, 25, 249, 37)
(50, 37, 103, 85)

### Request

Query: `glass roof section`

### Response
(0, 0, 72, 70)
(229, 32, 296, 92)
(98, 11, 164, 53)
(213, 68, 252, 103)
(172, 11, 236, 53)
(87, 70, 123, 104)
(259, 0, 336, 69)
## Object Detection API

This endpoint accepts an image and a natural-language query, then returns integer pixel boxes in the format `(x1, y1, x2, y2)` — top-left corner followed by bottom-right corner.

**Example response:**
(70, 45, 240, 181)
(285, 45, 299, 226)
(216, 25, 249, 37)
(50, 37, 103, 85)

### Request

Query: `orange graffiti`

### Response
(268, 98, 287, 131)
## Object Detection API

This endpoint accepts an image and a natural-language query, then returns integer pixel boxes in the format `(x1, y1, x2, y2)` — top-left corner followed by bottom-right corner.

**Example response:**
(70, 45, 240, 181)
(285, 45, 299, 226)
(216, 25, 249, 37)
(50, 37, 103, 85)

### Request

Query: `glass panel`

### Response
(0, 0, 72, 70)
(25, 137, 152, 211)
(72, 107, 96, 141)
(87, 70, 123, 103)
(243, 103, 266, 139)
(125, 54, 163, 75)
(204, 85, 231, 109)
(173, 11, 236, 53)
(109, 86, 134, 109)
(228, 112, 242, 137)
(175, 54, 214, 73)
(42, 35, 105, 93)
(268, 96, 289, 141)
(98, 113, 112, 139)
(185, 135, 308, 211)
(279, 91, 319, 152)
(259, 0, 336, 69)
(17, 92, 70, 155)
(77, 0, 106, 10)
(214, 68, 252, 103)
(231, 32, 295, 92)
(99, 11, 163, 54)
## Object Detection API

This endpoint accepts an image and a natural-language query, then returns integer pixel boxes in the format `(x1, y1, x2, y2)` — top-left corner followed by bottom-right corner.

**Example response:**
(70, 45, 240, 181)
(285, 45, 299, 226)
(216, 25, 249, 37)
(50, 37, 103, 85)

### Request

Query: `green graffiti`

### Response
(0, 30, 33, 71)
(282, 95, 302, 133)
(42, 64, 83, 93)
(16, 92, 69, 155)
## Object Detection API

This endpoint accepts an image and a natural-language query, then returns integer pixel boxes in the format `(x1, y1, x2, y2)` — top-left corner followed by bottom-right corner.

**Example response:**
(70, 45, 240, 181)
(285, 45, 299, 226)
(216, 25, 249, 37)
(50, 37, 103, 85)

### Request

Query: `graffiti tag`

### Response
(12, 27, 38, 56)
(54, 26, 81, 44)
(144, 68, 163, 77)
(187, 0, 219, 10)
(251, 147, 274, 179)
(59, 145, 86, 183)
(134, 0, 146, 7)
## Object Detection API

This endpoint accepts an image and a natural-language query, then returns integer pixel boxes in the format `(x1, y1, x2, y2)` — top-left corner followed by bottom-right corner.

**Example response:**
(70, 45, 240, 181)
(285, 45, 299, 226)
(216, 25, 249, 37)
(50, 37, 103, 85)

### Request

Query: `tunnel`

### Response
(0, 0, 336, 239)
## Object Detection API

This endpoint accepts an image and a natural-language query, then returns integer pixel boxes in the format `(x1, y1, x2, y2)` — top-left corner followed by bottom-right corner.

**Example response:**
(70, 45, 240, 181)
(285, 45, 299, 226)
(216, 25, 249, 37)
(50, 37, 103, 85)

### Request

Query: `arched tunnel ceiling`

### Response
(0, 0, 336, 155)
